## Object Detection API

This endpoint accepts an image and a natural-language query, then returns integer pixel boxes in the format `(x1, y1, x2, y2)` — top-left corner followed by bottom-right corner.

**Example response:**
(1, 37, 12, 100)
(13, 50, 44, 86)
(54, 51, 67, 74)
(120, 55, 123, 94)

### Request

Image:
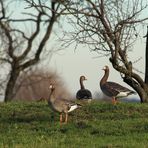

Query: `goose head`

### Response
(102, 65, 109, 71)
(80, 75, 87, 81)
(49, 84, 55, 91)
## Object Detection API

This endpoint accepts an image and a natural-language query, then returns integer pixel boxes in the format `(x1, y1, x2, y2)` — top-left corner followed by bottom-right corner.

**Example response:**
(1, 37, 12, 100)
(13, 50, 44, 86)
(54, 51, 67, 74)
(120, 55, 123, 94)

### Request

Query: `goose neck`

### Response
(80, 78, 85, 89)
(100, 69, 109, 85)
(48, 89, 55, 102)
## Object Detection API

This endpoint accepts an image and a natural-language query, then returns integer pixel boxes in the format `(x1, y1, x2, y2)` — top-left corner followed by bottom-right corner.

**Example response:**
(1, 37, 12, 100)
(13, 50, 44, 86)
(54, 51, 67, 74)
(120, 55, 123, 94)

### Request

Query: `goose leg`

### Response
(112, 97, 117, 105)
(65, 113, 68, 124)
(60, 113, 63, 125)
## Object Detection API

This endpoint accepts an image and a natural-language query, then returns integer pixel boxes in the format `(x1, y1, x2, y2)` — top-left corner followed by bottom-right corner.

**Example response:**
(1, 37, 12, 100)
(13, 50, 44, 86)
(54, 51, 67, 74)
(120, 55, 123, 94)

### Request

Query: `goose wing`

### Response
(101, 82, 119, 97)
(76, 89, 92, 99)
(101, 81, 135, 97)
(54, 98, 81, 113)
(107, 81, 135, 93)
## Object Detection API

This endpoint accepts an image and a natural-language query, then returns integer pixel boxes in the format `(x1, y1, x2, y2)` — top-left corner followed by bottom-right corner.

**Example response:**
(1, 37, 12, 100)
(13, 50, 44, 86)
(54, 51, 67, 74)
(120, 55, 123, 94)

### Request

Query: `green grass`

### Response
(0, 100, 148, 148)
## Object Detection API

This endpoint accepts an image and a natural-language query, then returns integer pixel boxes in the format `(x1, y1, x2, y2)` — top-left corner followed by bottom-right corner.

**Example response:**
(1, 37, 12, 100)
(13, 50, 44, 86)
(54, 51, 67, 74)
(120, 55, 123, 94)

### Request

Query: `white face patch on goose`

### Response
(49, 85, 53, 89)
(103, 66, 108, 70)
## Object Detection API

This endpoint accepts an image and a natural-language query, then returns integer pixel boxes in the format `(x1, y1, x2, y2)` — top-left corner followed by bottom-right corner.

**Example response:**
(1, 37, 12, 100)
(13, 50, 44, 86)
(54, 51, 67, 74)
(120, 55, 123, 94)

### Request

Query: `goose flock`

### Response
(47, 65, 136, 125)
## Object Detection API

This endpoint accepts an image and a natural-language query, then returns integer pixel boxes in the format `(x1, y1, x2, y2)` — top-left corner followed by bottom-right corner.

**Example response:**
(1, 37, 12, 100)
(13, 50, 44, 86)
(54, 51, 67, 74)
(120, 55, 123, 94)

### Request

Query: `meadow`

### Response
(0, 100, 148, 148)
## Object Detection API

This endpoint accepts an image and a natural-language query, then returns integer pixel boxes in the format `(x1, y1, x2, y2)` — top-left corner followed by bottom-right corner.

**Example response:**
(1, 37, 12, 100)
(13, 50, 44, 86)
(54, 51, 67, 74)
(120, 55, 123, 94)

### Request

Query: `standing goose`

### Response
(100, 65, 136, 104)
(76, 75, 92, 100)
(48, 84, 82, 125)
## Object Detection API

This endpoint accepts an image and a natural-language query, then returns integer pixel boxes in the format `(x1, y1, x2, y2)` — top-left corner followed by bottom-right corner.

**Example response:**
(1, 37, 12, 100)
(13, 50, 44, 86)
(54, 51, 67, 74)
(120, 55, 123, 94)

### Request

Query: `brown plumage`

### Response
(76, 76, 92, 100)
(48, 84, 82, 125)
(100, 66, 136, 104)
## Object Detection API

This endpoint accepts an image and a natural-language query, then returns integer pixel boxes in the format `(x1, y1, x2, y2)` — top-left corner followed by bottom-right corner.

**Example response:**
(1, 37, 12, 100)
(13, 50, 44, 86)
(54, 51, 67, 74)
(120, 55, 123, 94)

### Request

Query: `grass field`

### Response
(0, 100, 148, 148)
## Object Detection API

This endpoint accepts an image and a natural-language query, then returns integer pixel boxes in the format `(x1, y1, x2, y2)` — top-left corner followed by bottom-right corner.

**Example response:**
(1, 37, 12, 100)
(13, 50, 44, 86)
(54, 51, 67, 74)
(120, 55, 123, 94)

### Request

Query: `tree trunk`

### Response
(138, 90, 148, 103)
(123, 75, 148, 103)
(145, 26, 148, 84)
(4, 68, 20, 102)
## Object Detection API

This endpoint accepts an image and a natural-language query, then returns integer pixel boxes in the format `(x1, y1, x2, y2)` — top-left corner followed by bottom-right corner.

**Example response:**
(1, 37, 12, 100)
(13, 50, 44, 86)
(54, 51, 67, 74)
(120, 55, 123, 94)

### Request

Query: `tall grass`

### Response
(0, 101, 148, 147)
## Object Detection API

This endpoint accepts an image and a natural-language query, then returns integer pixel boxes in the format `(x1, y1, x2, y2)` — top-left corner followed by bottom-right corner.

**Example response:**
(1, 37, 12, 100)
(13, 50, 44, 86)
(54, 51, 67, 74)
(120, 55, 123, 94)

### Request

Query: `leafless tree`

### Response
(144, 26, 148, 84)
(61, 0, 148, 102)
(14, 68, 71, 101)
(0, 0, 65, 102)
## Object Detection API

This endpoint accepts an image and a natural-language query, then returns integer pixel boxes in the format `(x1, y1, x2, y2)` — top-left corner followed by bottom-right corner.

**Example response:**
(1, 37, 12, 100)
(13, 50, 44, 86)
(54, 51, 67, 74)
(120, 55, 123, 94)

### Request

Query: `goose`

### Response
(48, 84, 82, 125)
(100, 65, 136, 104)
(76, 75, 92, 101)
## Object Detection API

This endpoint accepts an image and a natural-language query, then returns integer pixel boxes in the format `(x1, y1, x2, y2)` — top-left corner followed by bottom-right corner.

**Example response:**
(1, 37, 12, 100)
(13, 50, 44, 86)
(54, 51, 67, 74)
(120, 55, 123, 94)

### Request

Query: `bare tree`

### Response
(0, 0, 65, 102)
(14, 68, 71, 101)
(145, 26, 148, 83)
(61, 0, 148, 102)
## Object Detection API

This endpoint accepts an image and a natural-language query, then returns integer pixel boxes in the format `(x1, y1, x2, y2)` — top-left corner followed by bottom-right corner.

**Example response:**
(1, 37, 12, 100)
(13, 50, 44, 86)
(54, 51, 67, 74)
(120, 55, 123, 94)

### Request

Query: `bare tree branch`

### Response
(61, 0, 148, 102)
(0, 0, 65, 101)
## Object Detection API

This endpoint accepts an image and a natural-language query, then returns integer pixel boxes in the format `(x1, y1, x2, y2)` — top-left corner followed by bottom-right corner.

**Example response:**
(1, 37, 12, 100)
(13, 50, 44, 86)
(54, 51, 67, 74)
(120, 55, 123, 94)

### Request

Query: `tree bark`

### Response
(145, 26, 148, 84)
(110, 59, 148, 103)
(4, 68, 20, 102)
(123, 76, 148, 103)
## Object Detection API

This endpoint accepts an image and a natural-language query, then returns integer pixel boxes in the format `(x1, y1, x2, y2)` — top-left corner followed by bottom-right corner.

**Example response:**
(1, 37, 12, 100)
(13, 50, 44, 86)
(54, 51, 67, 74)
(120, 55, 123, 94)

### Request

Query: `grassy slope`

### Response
(0, 101, 148, 148)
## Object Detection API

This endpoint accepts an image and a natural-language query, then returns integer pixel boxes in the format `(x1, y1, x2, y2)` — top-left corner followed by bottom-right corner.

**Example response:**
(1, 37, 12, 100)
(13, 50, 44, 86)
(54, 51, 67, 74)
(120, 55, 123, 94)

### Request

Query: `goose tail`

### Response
(68, 104, 82, 113)
(129, 90, 137, 95)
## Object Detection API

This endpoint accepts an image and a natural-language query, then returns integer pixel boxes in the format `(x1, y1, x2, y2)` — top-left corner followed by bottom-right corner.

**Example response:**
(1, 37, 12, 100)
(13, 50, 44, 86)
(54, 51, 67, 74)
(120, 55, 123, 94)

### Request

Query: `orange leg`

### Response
(112, 97, 117, 105)
(60, 113, 63, 126)
(64, 113, 68, 124)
